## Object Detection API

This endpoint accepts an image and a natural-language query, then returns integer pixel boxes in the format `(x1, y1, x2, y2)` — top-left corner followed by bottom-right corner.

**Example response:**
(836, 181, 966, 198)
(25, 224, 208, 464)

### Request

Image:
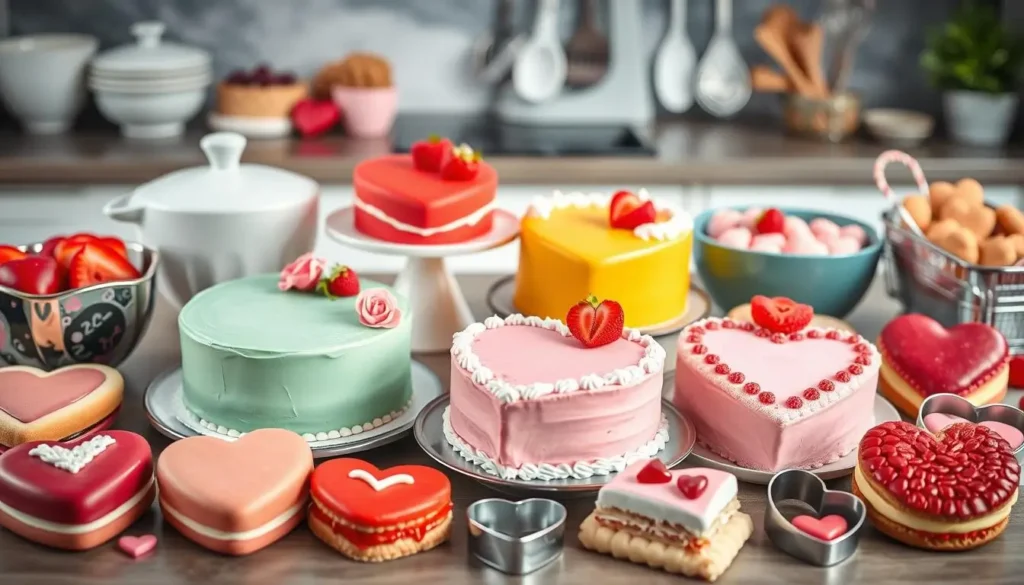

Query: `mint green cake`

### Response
(178, 274, 413, 438)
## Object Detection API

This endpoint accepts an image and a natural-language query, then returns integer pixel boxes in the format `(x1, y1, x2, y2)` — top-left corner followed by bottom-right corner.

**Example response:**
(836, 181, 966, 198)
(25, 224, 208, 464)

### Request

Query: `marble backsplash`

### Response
(9, 0, 960, 118)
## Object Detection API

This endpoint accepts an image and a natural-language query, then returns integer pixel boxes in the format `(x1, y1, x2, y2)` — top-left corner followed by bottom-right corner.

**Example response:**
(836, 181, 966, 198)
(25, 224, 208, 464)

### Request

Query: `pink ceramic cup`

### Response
(331, 86, 397, 138)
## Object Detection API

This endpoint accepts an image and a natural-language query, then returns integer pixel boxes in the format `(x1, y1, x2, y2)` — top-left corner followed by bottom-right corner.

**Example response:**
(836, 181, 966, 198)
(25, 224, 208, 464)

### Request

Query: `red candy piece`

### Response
(676, 474, 708, 499)
(879, 314, 1008, 397)
(705, 354, 720, 364)
(715, 363, 731, 375)
(835, 370, 851, 383)
(792, 514, 848, 541)
(751, 295, 813, 334)
(759, 392, 776, 404)
(743, 382, 760, 395)
(727, 372, 745, 384)
(635, 459, 672, 484)
(803, 388, 820, 400)
(818, 379, 835, 392)
(785, 396, 803, 409)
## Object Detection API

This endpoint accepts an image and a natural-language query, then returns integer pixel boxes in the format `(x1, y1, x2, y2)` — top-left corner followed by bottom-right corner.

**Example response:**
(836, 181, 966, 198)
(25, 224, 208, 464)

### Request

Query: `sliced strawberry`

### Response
(0, 245, 26, 265)
(97, 237, 128, 258)
(317, 265, 360, 298)
(565, 294, 625, 349)
(755, 208, 785, 234)
(750, 295, 813, 334)
(55, 234, 128, 268)
(439, 143, 481, 181)
(0, 255, 64, 295)
(411, 135, 453, 173)
(39, 235, 66, 257)
(609, 190, 657, 230)
(67, 242, 141, 289)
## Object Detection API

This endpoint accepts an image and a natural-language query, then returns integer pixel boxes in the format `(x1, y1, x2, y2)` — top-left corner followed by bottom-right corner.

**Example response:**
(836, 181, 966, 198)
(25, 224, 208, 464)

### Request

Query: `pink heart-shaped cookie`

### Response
(118, 534, 157, 558)
(0, 367, 108, 423)
(792, 514, 848, 541)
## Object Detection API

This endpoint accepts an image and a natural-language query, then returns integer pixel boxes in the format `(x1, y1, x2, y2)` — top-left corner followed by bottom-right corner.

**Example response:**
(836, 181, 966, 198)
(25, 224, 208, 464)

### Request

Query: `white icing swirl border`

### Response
(452, 313, 666, 403)
(525, 189, 693, 241)
(353, 195, 495, 237)
(442, 405, 669, 481)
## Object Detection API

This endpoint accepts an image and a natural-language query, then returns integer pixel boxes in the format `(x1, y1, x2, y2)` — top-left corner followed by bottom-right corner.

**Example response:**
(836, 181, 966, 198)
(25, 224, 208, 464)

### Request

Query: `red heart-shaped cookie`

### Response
(310, 458, 450, 528)
(880, 314, 1008, 397)
(859, 421, 1020, 518)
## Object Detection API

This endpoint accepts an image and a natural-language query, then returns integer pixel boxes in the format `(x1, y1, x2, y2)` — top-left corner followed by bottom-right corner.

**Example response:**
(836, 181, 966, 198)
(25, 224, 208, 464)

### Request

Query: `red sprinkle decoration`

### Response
(785, 396, 804, 409)
(759, 392, 776, 405)
(715, 363, 731, 375)
(846, 334, 859, 344)
(770, 333, 786, 344)
(848, 364, 863, 375)
(705, 354, 720, 364)
(853, 343, 869, 353)
(855, 355, 872, 366)
(692, 344, 707, 355)
(686, 334, 703, 343)
(835, 370, 852, 383)
(705, 321, 720, 330)
(807, 330, 822, 339)
(803, 388, 820, 400)
(744, 382, 761, 395)
(691, 326, 704, 335)
(728, 372, 745, 384)
(755, 329, 771, 338)
(636, 459, 673, 484)
(722, 320, 736, 329)
(826, 331, 840, 340)
(789, 332, 804, 341)
(819, 379, 836, 392)
(740, 322, 756, 332)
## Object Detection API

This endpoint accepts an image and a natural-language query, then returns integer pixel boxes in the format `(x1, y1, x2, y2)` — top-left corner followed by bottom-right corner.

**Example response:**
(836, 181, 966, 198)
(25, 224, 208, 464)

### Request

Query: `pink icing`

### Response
(922, 413, 1024, 450)
(707, 209, 742, 238)
(278, 253, 326, 292)
(355, 288, 402, 328)
(0, 369, 106, 423)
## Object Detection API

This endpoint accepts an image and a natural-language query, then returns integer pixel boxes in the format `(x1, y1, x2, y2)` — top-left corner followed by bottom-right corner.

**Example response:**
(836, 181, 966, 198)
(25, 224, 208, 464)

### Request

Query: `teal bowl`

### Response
(692, 208, 883, 318)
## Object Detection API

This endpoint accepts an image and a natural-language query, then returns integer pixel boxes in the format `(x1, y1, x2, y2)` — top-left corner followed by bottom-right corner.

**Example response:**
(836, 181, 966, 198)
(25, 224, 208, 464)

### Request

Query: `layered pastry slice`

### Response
(579, 460, 753, 582)
(514, 189, 693, 329)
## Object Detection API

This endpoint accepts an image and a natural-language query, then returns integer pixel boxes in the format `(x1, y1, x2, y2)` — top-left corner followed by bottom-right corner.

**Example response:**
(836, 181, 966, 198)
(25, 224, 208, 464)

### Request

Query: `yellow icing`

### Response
(514, 205, 692, 329)
(854, 465, 1016, 534)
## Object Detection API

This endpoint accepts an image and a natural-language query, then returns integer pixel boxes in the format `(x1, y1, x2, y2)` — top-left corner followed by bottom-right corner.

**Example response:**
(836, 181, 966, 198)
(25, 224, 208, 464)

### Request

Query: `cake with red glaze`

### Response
(445, 296, 668, 481)
(852, 421, 1019, 551)
(353, 137, 497, 245)
(673, 296, 880, 472)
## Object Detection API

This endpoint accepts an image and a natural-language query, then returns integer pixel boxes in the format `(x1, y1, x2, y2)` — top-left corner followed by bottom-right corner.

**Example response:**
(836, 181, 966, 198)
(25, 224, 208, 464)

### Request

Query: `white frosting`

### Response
(161, 498, 306, 541)
(526, 189, 693, 241)
(677, 318, 881, 425)
(596, 472, 738, 536)
(353, 195, 495, 236)
(451, 313, 666, 404)
(442, 406, 669, 481)
(28, 435, 116, 474)
(0, 477, 154, 535)
(347, 469, 415, 491)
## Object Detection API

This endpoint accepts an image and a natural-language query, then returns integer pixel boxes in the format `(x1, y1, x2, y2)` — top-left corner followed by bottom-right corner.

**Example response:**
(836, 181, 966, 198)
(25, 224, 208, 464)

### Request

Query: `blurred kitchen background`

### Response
(0, 0, 1021, 274)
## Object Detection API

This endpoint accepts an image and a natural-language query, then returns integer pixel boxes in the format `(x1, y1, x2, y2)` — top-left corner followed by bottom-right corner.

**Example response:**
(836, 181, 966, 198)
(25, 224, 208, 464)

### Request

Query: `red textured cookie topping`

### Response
(636, 459, 672, 484)
(750, 295, 813, 334)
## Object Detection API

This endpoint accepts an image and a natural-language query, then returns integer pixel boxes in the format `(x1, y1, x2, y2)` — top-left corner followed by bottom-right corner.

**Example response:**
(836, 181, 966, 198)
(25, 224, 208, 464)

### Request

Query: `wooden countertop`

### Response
(0, 121, 1021, 186)
(1, 274, 1021, 585)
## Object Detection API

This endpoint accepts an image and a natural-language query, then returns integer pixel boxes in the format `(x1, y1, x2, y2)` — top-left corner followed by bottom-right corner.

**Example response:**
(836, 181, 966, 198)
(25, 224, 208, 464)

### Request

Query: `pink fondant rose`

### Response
(356, 288, 402, 328)
(278, 253, 326, 292)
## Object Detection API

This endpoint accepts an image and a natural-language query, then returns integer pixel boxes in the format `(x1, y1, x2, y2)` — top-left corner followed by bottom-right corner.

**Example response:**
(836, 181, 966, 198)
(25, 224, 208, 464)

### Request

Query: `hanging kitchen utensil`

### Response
(695, 0, 751, 117)
(565, 0, 609, 88)
(512, 0, 567, 103)
(472, 0, 526, 84)
(654, 0, 697, 112)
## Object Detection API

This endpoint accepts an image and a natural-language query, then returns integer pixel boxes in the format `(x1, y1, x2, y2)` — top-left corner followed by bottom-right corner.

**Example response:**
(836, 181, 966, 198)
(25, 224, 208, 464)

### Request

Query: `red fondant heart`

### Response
(676, 474, 709, 500)
(859, 421, 1020, 519)
(118, 534, 157, 558)
(880, 314, 1008, 397)
(792, 514, 848, 541)
(291, 98, 340, 138)
(0, 367, 108, 423)
(636, 459, 672, 484)
(310, 458, 450, 528)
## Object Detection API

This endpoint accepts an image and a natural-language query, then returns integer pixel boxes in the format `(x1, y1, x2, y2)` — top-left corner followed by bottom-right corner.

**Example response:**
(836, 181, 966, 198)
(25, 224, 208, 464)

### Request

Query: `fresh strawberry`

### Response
(609, 190, 657, 230)
(0, 245, 26, 265)
(0, 255, 64, 295)
(67, 242, 141, 289)
(39, 235, 66, 257)
(55, 234, 128, 268)
(1009, 355, 1024, 389)
(566, 294, 625, 349)
(291, 98, 341, 138)
(439, 143, 481, 181)
(750, 295, 813, 334)
(755, 208, 786, 234)
(317, 265, 360, 298)
(411, 135, 453, 172)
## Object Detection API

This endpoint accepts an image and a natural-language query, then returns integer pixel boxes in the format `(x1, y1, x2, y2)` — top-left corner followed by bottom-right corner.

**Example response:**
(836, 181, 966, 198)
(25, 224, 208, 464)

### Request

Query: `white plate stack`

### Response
(89, 21, 212, 139)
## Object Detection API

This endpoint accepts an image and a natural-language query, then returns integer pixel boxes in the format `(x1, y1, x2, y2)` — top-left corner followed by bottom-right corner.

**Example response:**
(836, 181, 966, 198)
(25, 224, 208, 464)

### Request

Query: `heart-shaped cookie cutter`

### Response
(467, 498, 566, 575)
(765, 469, 866, 566)
(917, 393, 1024, 463)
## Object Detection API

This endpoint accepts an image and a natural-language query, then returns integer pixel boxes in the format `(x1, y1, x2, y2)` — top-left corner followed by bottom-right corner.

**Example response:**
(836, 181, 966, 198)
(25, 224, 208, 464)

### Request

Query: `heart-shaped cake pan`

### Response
(765, 469, 866, 567)
(467, 498, 566, 575)
(917, 393, 1024, 462)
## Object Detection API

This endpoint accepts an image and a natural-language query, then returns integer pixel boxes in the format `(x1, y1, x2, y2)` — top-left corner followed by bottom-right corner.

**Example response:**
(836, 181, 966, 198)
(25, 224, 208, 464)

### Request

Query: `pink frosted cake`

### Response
(445, 312, 667, 481)
(673, 306, 880, 472)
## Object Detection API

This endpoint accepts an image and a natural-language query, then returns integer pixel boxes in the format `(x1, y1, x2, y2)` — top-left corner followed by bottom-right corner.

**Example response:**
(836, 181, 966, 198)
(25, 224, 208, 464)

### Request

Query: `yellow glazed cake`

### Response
(514, 189, 693, 329)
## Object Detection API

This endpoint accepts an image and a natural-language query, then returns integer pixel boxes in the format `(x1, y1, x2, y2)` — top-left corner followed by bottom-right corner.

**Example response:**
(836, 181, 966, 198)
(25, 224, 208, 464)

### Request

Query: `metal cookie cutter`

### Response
(917, 393, 1024, 463)
(467, 498, 567, 575)
(765, 469, 866, 567)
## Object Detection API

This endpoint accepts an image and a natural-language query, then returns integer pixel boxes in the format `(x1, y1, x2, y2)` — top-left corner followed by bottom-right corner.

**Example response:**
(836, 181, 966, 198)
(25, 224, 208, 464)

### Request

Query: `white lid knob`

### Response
(200, 132, 247, 172)
(131, 21, 166, 49)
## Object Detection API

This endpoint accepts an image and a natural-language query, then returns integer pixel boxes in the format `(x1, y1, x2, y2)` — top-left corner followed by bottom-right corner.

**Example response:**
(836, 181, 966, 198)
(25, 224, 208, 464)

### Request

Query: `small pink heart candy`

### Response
(792, 514, 849, 541)
(707, 209, 744, 238)
(740, 207, 764, 228)
(783, 215, 812, 239)
(716, 226, 753, 249)
(809, 218, 841, 241)
(838, 224, 867, 247)
(783, 235, 828, 255)
(828, 236, 862, 255)
(118, 534, 157, 559)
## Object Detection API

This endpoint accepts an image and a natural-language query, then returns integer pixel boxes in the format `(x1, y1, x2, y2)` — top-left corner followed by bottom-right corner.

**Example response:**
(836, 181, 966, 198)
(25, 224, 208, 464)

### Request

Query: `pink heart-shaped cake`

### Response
(673, 317, 881, 471)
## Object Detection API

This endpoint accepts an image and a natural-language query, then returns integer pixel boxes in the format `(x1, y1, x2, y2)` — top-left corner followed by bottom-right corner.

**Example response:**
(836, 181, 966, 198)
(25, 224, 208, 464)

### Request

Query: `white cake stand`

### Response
(324, 206, 520, 352)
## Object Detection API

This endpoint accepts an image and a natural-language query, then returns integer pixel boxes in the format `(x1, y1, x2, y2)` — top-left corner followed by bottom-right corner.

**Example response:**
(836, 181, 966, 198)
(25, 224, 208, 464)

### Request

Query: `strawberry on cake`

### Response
(445, 296, 668, 481)
(674, 296, 881, 472)
(352, 137, 497, 245)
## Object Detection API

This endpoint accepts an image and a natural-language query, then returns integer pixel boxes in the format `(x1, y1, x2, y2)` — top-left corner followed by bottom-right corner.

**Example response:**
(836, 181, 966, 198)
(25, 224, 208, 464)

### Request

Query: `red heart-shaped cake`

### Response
(853, 421, 1020, 551)
(878, 314, 1009, 416)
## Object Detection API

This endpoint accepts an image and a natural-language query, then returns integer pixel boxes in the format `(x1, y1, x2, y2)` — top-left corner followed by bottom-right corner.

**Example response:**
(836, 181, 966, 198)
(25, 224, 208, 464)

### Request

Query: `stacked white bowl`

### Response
(89, 21, 212, 139)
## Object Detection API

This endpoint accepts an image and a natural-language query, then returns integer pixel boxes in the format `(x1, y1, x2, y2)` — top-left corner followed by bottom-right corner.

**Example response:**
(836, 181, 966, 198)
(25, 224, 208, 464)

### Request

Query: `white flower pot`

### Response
(943, 90, 1019, 146)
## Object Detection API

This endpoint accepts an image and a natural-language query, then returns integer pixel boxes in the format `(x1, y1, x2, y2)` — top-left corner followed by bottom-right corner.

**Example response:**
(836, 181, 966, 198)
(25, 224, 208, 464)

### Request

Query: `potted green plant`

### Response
(921, 2, 1024, 146)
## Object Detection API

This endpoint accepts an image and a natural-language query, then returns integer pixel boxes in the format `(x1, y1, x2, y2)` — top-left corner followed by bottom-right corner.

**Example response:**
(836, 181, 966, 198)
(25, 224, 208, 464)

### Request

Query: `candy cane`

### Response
(873, 150, 927, 236)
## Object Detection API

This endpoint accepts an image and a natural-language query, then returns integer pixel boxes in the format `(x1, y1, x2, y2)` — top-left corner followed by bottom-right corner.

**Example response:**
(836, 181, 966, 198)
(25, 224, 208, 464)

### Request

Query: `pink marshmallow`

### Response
(716, 226, 753, 249)
(809, 218, 841, 242)
(707, 209, 743, 238)
(783, 215, 812, 239)
(751, 233, 786, 248)
(838, 224, 867, 247)
(814, 230, 839, 246)
(783, 235, 829, 255)
(828, 236, 862, 255)
(741, 207, 764, 229)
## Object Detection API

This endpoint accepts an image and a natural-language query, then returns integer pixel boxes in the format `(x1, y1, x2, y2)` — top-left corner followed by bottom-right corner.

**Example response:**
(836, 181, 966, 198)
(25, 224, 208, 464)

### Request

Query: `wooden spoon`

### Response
(750, 65, 792, 92)
(754, 22, 816, 96)
(791, 22, 828, 97)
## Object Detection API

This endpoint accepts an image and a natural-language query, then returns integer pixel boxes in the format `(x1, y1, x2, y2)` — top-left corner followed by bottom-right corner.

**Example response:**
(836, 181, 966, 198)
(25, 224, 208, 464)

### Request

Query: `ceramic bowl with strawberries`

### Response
(692, 207, 882, 318)
(0, 234, 158, 370)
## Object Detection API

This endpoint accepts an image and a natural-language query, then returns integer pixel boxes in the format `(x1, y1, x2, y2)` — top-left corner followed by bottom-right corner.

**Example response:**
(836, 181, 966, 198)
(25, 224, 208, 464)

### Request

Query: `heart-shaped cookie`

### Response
(156, 429, 313, 555)
(0, 365, 123, 448)
(926, 219, 979, 263)
(939, 197, 996, 239)
(917, 392, 1024, 454)
(467, 498, 567, 575)
(765, 468, 865, 566)
(118, 534, 157, 558)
